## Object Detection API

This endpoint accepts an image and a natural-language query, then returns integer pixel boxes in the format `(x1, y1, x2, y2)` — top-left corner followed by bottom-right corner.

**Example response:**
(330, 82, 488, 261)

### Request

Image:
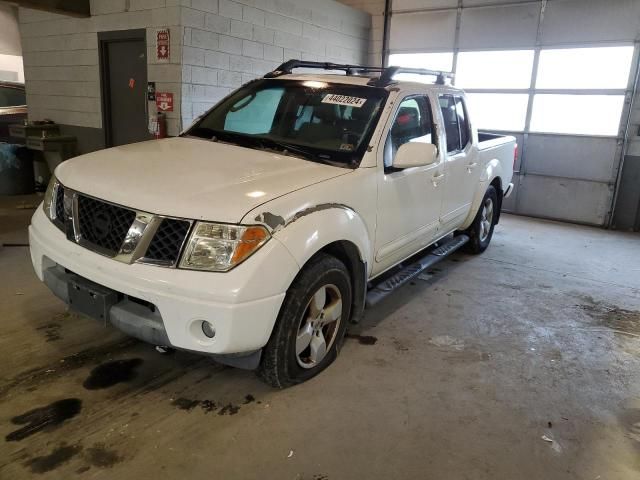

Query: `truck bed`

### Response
(478, 131, 513, 148)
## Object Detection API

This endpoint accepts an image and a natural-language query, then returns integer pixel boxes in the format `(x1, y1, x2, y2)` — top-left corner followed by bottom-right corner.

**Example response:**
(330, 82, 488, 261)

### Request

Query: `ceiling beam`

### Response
(10, 0, 90, 18)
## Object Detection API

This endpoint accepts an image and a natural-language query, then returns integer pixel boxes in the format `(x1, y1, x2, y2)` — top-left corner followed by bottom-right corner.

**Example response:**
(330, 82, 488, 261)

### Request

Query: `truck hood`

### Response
(55, 137, 350, 223)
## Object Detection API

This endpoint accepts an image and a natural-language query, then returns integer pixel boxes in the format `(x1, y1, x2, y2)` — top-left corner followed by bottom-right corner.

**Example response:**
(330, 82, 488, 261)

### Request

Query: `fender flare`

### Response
(460, 159, 503, 230)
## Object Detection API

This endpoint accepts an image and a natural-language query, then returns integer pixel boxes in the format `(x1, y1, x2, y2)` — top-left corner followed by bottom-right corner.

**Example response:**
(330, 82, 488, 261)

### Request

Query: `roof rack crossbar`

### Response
(263, 60, 455, 87)
(264, 60, 386, 78)
(369, 66, 455, 87)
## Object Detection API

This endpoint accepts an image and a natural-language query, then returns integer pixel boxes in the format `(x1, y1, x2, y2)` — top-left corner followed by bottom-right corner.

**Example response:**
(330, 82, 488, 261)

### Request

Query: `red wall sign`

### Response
(156, 92, 174, 112)
(156, 28, 170, 62)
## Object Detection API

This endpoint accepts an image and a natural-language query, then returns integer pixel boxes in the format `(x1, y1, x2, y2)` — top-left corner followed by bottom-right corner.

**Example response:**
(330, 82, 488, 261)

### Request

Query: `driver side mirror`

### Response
(392, 142, 438, 169)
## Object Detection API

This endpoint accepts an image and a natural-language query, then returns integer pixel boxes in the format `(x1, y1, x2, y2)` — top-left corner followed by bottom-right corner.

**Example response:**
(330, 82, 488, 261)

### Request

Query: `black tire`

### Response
(257, 253, 352, 388)
(464, 186, 498, 254)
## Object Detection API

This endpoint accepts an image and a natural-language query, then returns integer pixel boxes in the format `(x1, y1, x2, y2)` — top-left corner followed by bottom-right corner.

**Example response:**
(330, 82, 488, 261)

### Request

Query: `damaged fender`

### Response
(252, 204, 372, 275)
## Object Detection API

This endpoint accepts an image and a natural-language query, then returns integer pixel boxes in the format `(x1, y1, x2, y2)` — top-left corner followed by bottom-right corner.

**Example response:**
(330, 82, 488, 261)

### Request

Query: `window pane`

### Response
(389, 52, 454, 83)
(0, 86, 26, 107)
(385, 96, 434, 167)
(466, 93, 529, 131)
(439, 95, 461, 153)
(224, 88, 284, 134)
(455, 97, 470, 148)
(456, 50, 534, 89)
(530, 94, 624, 136)
(389, 52, 454, 71)
(536, 46, 634, 90)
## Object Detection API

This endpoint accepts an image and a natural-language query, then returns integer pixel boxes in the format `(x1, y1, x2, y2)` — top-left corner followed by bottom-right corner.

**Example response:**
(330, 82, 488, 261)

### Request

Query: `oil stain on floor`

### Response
(6, 398, 82, 442)
(83, 358, 143, 390)
(577, 295, 640, 337)
(345, 333, 378, 345)
(24, 443, 83, 473)
(83, 443, 123, 468)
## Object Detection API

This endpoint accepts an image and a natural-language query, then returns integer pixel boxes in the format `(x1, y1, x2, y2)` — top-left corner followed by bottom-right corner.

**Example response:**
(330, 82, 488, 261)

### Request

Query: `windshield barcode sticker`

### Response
(321, 94, 367, 108)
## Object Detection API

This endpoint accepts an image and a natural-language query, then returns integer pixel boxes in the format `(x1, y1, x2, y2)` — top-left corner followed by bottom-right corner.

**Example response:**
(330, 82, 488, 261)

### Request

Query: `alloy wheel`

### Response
(295, 284, 343, 369)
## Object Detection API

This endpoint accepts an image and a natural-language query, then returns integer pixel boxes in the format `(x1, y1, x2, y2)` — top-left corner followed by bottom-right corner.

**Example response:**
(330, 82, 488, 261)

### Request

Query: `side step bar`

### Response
(365, 234, 469, 307)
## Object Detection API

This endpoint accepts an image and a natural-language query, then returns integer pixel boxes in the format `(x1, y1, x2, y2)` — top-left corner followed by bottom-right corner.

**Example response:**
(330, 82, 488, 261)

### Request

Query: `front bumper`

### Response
(29, 208, 299, 356)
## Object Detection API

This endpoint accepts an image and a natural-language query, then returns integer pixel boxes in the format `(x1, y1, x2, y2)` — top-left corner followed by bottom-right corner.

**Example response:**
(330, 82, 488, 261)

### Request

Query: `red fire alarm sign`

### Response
(156, 28, 170, 62)
(156, 92, 174, 112)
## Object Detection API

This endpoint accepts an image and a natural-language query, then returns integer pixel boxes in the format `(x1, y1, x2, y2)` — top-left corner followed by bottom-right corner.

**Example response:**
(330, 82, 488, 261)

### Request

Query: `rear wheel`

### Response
(464, 186, 498, 254)
(257, 253, 352, 388)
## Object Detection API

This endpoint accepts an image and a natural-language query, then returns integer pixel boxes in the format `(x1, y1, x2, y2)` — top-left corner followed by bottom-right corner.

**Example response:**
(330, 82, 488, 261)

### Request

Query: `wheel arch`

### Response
(489, 176, 504, 225)
(460, 158, 505, 230)
(311, 240, 366, 323)
(267, 206, 371, 324)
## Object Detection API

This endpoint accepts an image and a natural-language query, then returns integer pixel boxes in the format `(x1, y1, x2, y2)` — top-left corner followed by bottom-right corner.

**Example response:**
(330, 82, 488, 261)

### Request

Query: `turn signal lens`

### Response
(179, 222, 270, 272)
(231, 226, 270, 265)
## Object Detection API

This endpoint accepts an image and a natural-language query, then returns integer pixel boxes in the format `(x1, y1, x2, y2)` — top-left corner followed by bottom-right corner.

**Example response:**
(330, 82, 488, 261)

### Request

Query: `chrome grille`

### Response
(144, 218, 191, 265)
(53, 185, 192, 267)
(76, 195, 136, 255)
(53, 184, 65, 230)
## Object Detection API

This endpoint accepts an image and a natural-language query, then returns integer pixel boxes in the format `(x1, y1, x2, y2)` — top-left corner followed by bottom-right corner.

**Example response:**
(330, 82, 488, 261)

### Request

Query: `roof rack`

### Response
(263, 60, 455, 87)
(371, 66, 455, 87)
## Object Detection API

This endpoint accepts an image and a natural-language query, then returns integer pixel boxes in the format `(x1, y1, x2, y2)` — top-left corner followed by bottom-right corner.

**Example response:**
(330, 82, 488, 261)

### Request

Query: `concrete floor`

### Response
(1, 198, 640, 479)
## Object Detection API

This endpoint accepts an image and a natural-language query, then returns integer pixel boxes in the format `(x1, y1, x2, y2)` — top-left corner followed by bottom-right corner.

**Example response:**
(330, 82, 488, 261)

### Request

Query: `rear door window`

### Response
(440, 94, 472, 153)
(455, 96, 470, 148)
(439, 95, 461, 153)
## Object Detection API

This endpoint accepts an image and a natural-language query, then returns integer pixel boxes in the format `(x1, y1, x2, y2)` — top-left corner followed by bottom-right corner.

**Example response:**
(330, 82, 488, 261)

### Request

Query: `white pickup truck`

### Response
(30, 61, 515, 388)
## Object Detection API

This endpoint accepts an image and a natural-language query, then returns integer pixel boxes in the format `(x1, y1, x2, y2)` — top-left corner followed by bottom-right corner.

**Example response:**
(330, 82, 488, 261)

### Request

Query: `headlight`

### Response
(179, 222, 270, 271)
(42, 175, 57, 220)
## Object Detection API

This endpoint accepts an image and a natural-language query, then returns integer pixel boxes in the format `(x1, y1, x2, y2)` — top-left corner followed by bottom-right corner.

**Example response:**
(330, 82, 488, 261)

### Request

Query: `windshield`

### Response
(185, 79, 388, 167)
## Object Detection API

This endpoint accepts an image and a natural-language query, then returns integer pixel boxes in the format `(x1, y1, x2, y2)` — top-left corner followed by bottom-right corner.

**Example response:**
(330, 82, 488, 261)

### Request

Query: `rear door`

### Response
(373, 94, 445, 275)
(438, 95, 478, 230)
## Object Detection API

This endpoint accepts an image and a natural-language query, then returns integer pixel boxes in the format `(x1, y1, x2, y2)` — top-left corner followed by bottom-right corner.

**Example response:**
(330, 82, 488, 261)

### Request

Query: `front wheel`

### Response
(257, 253, 352, 388)
(464, 186, 498, 254)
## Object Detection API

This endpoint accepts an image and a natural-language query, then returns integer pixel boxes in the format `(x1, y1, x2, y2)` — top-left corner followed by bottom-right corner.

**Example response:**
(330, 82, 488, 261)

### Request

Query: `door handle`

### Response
(432, 172, 445, 187)
(466, 162, 478, 172)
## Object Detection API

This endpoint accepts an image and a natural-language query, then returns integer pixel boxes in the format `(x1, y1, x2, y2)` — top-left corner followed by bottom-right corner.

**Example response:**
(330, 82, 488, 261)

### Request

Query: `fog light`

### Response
(201, 321, 216, 338)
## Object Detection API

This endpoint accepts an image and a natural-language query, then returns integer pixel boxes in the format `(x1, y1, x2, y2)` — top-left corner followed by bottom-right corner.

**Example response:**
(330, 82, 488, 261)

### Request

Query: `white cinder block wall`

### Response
(18, 0, 183, 139)
(337, 0, 384, 67)
(181, 0, 371, 128)
(17, 0, 370, 150)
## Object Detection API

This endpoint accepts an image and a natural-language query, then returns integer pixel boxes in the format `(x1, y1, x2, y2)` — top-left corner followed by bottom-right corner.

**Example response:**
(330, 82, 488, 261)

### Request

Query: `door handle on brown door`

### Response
(466, 162, 478, 172)
(432, 172, 445, 187)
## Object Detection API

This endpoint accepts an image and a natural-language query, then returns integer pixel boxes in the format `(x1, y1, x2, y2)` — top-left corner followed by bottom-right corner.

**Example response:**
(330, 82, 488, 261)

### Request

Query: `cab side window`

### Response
(439, 94, 471, 153)
(439, 95, 460, 153)
(384, 96, 434, 168)
(455, 96, 470, 148)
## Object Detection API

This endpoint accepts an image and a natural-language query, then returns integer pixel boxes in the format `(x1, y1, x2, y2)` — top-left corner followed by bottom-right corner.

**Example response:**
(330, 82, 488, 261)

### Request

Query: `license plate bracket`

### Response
(67, 276, 118, 325)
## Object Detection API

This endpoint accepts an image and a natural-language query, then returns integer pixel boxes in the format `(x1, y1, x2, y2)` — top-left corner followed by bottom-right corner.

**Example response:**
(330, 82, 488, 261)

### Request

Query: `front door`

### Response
(373, 95, 445, 276)
(100, 30, 151, 147)
(438, 95, 477, 230)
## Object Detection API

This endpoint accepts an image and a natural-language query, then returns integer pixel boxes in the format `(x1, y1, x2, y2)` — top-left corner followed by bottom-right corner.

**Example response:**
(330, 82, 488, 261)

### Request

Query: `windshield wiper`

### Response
(185, 129, 347, 166)
(255, 138, 318, 161)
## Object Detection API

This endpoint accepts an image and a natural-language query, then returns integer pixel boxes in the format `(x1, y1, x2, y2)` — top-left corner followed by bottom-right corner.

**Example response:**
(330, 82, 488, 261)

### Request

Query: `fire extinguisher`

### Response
(155, 112, 167, 139)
